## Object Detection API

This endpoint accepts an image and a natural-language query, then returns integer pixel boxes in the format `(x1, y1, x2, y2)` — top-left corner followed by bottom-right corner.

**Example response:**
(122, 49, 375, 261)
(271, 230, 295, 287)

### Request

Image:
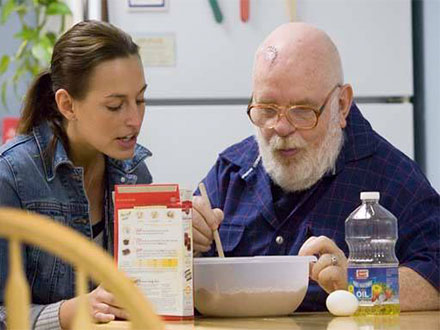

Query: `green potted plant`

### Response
(0, 0, 71, 110)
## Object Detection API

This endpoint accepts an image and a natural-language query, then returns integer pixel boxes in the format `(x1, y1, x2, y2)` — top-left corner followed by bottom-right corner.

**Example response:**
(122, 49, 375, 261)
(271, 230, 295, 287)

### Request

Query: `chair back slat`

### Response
(5, 238, 30, 330)
(72, 267, 93, 329)
(0, 208, 164, 329)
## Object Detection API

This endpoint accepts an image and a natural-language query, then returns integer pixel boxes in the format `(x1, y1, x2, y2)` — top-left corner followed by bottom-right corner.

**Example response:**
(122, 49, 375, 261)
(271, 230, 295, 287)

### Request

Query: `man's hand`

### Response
(192, 195, 224, 253)
(298, 236, 348, 293)
(60, 285, 128, 328)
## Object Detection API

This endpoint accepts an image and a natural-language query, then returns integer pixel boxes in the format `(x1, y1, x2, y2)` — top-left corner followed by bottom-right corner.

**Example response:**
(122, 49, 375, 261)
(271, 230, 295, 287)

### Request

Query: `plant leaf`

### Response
(46, 31, 56, 45)
(1, 0, 16, 24)
(14, 4, 28, 17)
(12, 62, 26, 84)
(59, 11, 65, 33)
(0, 56, 10, 75)
(46, 2, 71, 16)
(31, 43, 48, 65)
(15, 40, 28, 59)
(1, 81, 8, 111)
(14, 25, 38, 41)
(31, 35, 52, 65)
(1, 0, 70, 111)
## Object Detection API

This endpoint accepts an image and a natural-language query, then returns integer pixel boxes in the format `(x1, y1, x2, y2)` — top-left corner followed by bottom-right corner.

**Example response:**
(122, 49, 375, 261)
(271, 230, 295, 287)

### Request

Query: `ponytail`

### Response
(17, 70, 58, 134)
(17, 70, 69, 154)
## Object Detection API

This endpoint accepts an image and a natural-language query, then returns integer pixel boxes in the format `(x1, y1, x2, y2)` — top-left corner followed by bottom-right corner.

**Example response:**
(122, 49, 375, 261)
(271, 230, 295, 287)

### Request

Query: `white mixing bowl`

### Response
(194, 255, 316, 317)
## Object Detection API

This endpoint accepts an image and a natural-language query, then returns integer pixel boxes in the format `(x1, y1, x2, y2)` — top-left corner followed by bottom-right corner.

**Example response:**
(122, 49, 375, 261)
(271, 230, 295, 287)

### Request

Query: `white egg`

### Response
(326, 290, 359, 316)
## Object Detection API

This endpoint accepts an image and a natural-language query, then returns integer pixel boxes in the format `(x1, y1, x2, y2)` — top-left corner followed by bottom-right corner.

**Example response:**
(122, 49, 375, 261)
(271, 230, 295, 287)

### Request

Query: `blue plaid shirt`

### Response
(200, 103, 440, 311)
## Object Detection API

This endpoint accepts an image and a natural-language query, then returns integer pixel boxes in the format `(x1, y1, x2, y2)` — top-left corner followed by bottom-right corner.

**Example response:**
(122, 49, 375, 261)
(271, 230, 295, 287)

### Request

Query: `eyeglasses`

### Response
(247, 84, 341, 130)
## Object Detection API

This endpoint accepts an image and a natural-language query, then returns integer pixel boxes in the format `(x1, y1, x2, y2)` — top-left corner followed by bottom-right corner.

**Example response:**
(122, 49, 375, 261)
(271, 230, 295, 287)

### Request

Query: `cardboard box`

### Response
(114, 184, 194, 319)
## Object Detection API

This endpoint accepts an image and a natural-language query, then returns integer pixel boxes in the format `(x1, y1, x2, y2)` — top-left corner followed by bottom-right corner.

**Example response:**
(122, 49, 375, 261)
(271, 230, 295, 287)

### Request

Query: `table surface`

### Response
(94, 311, 440, 330)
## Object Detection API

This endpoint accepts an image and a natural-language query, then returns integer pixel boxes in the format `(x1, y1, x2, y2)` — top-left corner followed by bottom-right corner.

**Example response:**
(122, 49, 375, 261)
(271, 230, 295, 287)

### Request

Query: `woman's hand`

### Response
(298, 236, 348, 293)
(192, 195, 224, 253)
(60, 285, 128, 328)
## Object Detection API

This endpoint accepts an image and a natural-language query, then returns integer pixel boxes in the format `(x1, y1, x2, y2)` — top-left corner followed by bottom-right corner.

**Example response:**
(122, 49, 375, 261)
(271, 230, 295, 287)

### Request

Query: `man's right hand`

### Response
(192, 195, 224, 253)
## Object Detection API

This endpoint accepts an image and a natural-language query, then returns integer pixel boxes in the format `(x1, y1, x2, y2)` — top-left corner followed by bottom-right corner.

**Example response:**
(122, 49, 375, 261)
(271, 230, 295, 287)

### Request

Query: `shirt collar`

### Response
(33, 121, 152, 181)
(333, 102, 377, 175)
(106, 145, 152, 174)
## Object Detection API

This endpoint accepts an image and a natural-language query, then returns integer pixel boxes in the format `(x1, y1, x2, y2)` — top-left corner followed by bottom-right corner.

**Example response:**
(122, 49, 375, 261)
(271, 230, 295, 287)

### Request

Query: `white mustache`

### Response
(268, 135, 308, 150)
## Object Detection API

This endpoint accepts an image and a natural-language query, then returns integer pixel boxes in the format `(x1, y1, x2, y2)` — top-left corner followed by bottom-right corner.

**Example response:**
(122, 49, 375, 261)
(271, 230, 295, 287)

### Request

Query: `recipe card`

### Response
(114, 184, 193, 319)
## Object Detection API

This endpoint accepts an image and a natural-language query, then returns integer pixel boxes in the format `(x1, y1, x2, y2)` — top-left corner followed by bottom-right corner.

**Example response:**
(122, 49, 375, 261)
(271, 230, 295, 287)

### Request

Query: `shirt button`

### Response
(275, 236, 284, 245)
(120, 177, 126, 183)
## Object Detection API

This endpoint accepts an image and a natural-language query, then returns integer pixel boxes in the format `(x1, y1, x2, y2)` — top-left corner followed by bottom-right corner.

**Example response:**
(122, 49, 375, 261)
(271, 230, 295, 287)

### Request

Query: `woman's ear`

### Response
(338, 84, 353, 128)
(55, 89, 76, 121)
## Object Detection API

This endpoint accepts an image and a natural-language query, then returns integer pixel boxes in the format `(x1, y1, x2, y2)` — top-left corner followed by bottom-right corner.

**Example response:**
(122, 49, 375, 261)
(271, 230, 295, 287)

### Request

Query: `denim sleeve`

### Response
(0, 157, 52, 328)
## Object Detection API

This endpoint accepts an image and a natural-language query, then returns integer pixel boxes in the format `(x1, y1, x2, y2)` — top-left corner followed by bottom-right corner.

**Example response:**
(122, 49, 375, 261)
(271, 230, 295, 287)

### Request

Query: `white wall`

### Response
(423, 0, 440, 192)
(107, 0, 413, 99)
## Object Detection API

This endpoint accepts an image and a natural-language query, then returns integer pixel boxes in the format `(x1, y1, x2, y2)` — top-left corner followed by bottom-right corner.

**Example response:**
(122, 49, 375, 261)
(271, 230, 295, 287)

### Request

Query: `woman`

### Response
(0, 20, 152, 328)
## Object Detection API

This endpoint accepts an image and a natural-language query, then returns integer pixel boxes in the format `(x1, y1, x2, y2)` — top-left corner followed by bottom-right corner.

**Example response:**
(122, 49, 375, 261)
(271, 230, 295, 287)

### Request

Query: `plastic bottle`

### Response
(345, 191, 400, 315)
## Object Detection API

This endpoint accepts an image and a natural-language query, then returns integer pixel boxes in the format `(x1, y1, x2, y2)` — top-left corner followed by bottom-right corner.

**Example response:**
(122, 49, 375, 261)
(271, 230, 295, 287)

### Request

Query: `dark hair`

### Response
(17, 20, 140, 152)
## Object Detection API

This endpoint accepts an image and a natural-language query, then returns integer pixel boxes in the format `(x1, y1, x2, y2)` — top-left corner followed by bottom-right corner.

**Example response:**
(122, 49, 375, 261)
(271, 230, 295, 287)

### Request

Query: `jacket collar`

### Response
(220, 102, 378, 179)
(33, 121, 152, 182)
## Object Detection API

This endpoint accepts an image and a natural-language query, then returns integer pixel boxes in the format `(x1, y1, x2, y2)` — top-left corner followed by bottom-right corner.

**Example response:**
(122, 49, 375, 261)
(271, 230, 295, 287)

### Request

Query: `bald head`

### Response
(253, 23, 343, 92)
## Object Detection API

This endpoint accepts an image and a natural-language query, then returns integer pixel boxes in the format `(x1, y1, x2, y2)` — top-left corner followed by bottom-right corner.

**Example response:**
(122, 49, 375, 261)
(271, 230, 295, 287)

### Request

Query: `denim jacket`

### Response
(0, 121, 152, 327)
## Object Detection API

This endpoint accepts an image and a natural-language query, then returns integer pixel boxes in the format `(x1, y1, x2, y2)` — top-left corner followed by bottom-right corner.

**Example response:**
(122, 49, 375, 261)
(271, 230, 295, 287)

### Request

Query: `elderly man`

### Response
(192, 23, 439, 311)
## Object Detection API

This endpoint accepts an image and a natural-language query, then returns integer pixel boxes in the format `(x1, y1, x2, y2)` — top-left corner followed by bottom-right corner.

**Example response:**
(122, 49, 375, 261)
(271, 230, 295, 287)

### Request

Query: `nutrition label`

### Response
(117, 206, 193, 316)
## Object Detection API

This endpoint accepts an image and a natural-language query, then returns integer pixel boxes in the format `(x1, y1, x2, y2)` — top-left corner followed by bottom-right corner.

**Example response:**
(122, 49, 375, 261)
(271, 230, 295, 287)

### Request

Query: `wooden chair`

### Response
(0, 207, 164, 330)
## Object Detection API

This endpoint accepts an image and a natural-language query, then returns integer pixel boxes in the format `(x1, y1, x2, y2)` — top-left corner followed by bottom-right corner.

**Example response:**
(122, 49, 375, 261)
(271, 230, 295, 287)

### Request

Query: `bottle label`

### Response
(347, 267, 399, 306)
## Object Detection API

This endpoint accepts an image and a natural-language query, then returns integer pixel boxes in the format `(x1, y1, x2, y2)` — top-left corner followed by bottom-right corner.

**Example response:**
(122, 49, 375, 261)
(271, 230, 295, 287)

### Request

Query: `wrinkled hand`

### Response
(60, 285, 128, 328)
(192, 195, 224, 253)
(298, 236, 348, 293)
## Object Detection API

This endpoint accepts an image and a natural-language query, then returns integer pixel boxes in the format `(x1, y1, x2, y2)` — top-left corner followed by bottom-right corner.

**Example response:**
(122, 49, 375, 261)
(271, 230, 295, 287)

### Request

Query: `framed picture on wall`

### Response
(127, 0, 168, 11)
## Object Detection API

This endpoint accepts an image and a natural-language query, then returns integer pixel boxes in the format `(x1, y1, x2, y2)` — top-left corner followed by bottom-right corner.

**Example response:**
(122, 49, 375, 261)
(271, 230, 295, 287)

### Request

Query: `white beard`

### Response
(256, 107, 344, 192)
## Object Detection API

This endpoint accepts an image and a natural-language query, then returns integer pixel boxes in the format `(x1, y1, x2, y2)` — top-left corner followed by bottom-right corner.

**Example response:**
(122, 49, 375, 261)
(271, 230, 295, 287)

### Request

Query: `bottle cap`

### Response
(360, 191, 380, 201)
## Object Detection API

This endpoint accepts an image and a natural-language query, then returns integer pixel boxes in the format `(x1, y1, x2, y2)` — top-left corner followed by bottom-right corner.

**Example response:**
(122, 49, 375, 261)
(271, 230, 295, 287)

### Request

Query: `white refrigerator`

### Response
(107, 0, 414, 190)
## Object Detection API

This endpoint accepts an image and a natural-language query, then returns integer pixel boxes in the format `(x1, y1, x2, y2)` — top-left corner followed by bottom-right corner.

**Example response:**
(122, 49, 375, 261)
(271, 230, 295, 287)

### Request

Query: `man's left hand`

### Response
(298, 236, 348, 293)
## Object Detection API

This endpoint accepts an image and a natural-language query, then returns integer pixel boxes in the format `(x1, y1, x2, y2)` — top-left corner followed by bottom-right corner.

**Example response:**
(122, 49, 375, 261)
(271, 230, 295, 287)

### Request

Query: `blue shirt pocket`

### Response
(218, 223, 245, 255)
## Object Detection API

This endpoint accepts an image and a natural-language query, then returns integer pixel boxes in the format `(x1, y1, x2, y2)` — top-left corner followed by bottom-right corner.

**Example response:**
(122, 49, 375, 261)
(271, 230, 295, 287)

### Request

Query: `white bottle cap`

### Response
(360, 191, 380, 201)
